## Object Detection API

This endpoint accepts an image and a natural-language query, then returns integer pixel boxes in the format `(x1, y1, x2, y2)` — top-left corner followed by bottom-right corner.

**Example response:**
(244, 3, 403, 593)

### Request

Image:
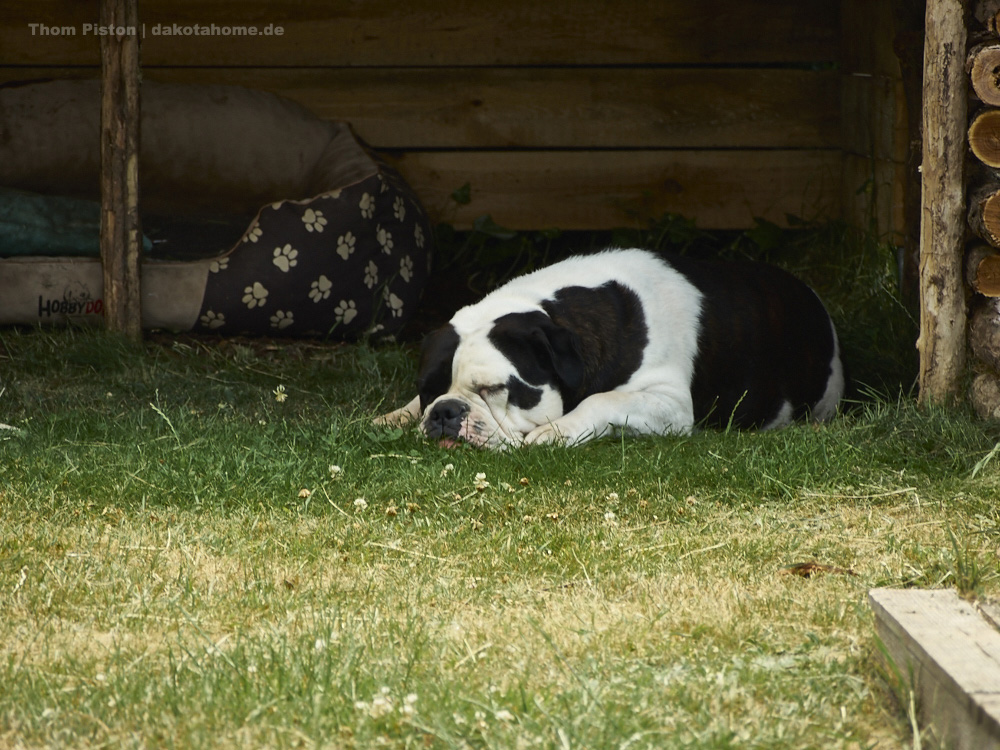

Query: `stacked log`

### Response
(966, 1, 1000, 418)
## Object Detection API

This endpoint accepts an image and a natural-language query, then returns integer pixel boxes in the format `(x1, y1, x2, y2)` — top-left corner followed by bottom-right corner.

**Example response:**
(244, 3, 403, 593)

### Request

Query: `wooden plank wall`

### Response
(841, 0, 910, 243)
(0, 0, 902, 233)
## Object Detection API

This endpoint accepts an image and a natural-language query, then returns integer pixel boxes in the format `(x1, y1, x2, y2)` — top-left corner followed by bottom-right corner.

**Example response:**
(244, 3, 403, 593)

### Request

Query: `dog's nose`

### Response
(425, 398, 469, 438)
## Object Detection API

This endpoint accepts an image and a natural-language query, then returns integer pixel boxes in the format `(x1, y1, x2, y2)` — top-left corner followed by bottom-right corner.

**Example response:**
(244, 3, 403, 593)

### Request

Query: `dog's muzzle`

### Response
(424, 398, 470, 438)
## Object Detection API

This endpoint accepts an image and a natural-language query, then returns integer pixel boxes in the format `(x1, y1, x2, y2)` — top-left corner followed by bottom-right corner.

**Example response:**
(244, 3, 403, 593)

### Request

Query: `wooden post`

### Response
(918, 0, 968, 405)
(99, 0, 142, 340)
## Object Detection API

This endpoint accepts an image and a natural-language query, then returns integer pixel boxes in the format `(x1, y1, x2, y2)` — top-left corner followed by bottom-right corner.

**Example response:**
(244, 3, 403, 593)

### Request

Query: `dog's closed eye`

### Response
(478, 384, 507, 399)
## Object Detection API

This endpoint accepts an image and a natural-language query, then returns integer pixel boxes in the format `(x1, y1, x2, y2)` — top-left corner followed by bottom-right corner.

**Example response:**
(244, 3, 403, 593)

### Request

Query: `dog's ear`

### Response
(529, 321, 584, 392)
(417, 324, 459, 411)
(489, 312, 585, 394)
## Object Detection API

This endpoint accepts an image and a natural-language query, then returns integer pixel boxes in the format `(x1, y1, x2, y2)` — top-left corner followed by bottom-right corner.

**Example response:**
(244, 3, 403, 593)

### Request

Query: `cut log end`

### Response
(969, 298, 1000, 371)
(970, 43, 1000, 106)
(969, 109, 1000, 167)
(968, 245, 1000, 296)
(968, 182, 1000, 246)
(971, 370, 1000, 419)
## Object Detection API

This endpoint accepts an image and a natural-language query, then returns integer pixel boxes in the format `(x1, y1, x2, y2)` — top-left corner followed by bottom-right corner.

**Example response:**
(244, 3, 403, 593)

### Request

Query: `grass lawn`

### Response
(2, 225, 1000, 748)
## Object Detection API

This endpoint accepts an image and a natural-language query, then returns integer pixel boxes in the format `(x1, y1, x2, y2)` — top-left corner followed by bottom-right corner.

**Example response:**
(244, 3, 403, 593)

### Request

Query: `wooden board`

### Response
(391, 150, 840, 230)
(842, 153, 907, 243)
(0, 66, 841, 151)
(869, 588, 1000, 750)
(1, 0, 838, 67)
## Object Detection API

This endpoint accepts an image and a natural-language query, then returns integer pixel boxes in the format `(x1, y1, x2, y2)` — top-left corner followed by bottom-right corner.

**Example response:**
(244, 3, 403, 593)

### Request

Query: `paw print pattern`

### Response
(242, 282, 268, 309)
(273, 244, 298, 272)
(302, 208, 327, 233)
(309, 275, 332, 302)
(400, 255, 414, 283)
(196, 167, 429, 338)
(270, 310, 294, 330)
(335, 299, 357, 325)
(364, 261, 379, 289)
(386, 293, 404, 318)
(376, 225, 393, 254)
(200, 310, 225, 329)
(359, 192, 374, 219)
(244, 225, 262, 243)
(337, 232, 356, 260)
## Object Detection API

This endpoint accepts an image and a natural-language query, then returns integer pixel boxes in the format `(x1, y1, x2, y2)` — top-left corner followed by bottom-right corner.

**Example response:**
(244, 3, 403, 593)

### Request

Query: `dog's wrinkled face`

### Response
(416, 312, 583, 448)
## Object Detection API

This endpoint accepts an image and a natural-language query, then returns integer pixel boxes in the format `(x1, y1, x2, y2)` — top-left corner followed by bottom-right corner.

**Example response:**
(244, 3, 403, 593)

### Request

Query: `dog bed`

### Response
(0, 79, 430, 338)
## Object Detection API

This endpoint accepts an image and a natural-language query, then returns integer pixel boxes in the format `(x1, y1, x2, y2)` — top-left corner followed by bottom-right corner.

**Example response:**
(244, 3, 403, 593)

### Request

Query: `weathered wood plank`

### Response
(840, 0, 902, 77)
(391, 150, 840, 230)
(0, 66, 841, 151)
(842, 153, 906, 242)
(918, 0, 968, 406)
(869, 588, 1000, 750)
(2, 0, 838, 67)
(99, 0, 142, 341)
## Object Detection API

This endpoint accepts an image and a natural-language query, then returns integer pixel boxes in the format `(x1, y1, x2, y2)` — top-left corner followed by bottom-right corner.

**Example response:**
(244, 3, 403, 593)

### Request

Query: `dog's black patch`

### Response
(506, 375, 542, 410)
(542, 282, 647, 410)
(666, 255, 836, 428)
(417, 324, 459, 412)
(487, 282, 647, 412)
(488, 311, 581, 394)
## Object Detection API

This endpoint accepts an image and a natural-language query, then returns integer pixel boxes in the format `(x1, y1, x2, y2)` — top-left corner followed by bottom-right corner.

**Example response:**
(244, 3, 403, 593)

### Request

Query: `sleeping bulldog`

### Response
(376, 248, 845, 448)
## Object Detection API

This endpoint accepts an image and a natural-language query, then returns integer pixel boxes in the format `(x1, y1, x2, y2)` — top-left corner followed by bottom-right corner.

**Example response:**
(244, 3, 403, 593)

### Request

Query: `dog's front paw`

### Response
(373, 396, 421, 429)
(524, 420, 594, 447)
(524, 423, 566, 446)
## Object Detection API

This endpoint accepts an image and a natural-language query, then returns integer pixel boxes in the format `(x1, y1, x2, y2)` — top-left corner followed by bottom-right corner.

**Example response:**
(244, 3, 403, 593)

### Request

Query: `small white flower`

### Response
(393, 196, 406, 222)
(336, 231, 356, 260)
(604, 510, 618, 524)
(376, 225, 394, 254)
(475, 472, 489, 491)
(309, 275, 333, 302)
(441, 463, 454, 477)
(242, 282, 268, 309)
(369, 693, 393, 719)
(354, 497, 368, 511)
(302, 208, 328, 233)
(329, 465, 343, 480)
(606, 492, 619, 503)
(402, 693, 418, 718)
(274, 384, 288, 402)
(298, 488, 311, 499)
(400, 255, 414, 283)
(359, 192, 374, 219)
(272, 244, 298, 272)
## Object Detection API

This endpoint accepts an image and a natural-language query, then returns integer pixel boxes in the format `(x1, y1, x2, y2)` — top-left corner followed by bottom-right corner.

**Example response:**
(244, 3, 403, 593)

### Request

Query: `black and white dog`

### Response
(377, 248, 845, 449)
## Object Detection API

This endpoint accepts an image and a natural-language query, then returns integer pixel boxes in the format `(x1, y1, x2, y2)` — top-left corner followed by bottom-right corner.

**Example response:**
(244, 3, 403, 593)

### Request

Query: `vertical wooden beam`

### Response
(99, 0, 142, 340)
(918, 0, 967, 405)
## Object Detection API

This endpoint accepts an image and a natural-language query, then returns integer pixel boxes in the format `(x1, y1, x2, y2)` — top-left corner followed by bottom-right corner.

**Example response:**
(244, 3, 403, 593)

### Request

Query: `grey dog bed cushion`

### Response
(0, 79, 430, 338)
